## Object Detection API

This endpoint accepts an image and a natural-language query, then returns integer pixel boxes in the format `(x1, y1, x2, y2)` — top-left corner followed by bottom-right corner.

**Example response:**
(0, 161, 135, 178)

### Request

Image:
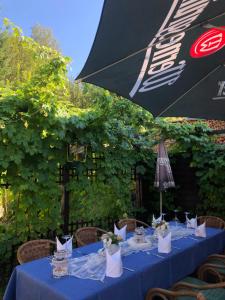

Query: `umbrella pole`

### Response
(160, 192, 162, 216)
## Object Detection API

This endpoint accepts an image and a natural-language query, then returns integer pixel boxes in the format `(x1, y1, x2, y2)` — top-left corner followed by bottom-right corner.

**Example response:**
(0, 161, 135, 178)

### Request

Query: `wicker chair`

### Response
(17, 239, 56, 264)
(146, 276, 225, 300)
(198, 254, 225, 283)
(197, 216, 225, 229)
(75, 227, 107, 247)
(118, 218, 150, 232)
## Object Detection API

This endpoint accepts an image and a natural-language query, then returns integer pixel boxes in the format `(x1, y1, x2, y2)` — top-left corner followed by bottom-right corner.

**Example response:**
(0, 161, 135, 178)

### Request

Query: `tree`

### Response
(0, 19, 61, 89)
(31, 24, 60, 51)
(68, 81, 111, 109)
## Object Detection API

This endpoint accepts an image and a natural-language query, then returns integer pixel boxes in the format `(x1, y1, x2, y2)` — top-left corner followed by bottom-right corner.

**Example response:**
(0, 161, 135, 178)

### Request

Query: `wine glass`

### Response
(161, 213, 166, 221)
(184, 212, 190, 225)
(173, 209, 179, 226)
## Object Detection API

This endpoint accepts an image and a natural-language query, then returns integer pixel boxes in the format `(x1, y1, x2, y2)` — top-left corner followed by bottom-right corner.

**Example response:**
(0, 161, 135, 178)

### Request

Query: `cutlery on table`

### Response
(123, 267, 135, 272)
(147, 252, 165, 259)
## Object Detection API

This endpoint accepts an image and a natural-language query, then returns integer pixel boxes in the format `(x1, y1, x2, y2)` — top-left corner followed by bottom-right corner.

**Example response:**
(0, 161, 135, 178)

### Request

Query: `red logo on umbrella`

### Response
(190, 27, 225, 58)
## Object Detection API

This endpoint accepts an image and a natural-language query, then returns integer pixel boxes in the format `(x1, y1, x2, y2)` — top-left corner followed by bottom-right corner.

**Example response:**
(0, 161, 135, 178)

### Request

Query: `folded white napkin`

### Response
(56, 236, 73, 254)
(153, 214, 162, 223)
(195, 222, 206, 238)
(105, 247, 123, 278)
(158, 232, 171, 254)
(114, 224, 127, 241)
(186, 216, 197, 229)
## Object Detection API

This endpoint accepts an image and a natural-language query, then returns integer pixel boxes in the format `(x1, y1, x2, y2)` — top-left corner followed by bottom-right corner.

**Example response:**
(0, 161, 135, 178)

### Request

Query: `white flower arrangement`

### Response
(152, 220, 169, 231)
(101, 232, 123, 248)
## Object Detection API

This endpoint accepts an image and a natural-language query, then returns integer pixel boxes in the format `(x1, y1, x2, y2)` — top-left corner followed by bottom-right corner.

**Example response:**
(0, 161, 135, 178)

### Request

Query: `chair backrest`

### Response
(118, 219, 137, 232)
(118, 218, 150, 232)
(17, 239, 56, 264)
(197, 216, 225, 229)
(75, 227, 107, 247)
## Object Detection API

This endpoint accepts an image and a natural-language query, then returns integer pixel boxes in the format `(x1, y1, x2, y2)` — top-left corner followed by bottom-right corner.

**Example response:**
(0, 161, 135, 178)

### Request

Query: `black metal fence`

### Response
(67, 217, 116, 236)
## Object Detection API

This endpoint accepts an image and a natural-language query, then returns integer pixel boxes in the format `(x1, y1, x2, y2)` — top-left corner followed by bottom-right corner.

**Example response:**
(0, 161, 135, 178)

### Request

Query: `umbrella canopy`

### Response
(77, 0, 225, 120)
(154, 141, 175, 214)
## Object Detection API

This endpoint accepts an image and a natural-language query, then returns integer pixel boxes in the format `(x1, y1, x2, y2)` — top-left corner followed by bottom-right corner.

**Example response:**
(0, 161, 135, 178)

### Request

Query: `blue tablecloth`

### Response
(4, 226, 225, 300)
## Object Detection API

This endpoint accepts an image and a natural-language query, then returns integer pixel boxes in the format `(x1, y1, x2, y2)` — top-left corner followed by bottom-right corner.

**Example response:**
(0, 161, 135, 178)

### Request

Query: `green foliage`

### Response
(0, 18, 61, 88)
(0, 22, 80, 263)
(31, 24, 60, 51)
(154, 119, 225, 218)
(191, 146, 225, 218)
(67, 87, 155, 220)
(0, 21, 157, 273)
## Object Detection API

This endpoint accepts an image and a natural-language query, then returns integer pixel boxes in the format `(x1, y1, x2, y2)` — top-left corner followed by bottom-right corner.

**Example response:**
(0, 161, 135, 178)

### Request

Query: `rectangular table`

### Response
(4, 226, 225, 300)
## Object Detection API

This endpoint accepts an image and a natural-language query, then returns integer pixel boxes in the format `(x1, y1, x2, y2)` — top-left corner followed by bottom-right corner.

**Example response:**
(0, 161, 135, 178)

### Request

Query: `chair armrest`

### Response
(173, 281, 225, 291)
(197, 263, 225, 282)
(146, 287, 203, 300)
(207, 254, 225, 264)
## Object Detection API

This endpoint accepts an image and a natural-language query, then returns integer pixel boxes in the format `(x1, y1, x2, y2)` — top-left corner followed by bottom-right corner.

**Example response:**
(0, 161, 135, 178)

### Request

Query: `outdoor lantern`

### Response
(67, 142, 87, 162)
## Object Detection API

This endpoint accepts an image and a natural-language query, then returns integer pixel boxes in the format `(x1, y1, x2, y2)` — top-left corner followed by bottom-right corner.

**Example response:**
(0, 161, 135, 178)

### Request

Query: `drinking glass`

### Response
(173, 209, 179, 226)
(134, 227, 145, 243)
(184, 212, 190, 225)
(161, 213, 166, 221)
(52, 250, 68, 278)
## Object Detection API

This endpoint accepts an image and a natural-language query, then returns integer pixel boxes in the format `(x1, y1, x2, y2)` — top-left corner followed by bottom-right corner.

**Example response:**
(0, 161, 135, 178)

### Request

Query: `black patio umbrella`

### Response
(154, 141, 175, 215)
(76, 0, 225, 120)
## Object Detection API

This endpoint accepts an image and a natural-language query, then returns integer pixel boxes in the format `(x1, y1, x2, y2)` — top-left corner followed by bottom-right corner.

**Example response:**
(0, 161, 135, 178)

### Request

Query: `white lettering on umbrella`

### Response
(139, 61, 186, 92)
(212, 81, 225, 100)
(129, 0, 210, 98)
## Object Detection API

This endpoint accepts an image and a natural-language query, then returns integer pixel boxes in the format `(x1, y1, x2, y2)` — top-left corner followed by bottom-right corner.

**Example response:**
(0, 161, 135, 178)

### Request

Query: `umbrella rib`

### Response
(203, 24, 225, 31)
(76, 11, 225, 83)
(156, 64, 223, 118)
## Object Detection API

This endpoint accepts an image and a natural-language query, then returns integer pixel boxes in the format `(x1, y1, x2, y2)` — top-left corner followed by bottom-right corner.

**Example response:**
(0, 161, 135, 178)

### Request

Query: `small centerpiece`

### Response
(152, 220, 169, 237)
(134, 226, 146, 243)
(101, 232, 123, 254)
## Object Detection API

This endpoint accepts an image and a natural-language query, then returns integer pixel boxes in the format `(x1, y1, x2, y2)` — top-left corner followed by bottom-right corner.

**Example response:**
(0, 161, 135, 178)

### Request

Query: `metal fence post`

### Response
(62, 165, 70, 235)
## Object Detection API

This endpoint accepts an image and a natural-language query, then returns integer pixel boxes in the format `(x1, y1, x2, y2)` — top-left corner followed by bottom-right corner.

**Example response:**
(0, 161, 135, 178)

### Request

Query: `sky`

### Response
(0, 0, 104, 78)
